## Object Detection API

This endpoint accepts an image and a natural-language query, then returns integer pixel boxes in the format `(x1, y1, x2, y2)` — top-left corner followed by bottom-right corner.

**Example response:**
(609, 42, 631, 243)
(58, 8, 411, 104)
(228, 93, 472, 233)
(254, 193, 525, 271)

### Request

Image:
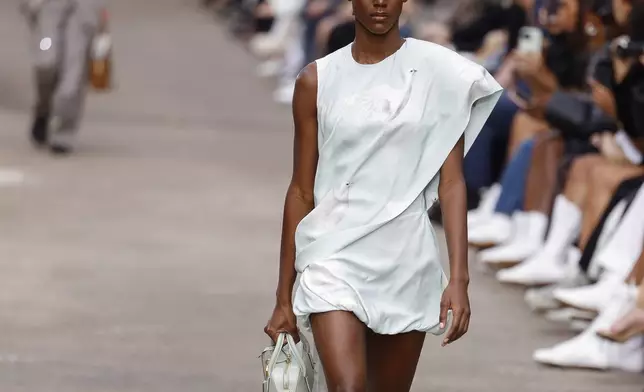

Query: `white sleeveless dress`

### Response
(292, 38, 503, 335)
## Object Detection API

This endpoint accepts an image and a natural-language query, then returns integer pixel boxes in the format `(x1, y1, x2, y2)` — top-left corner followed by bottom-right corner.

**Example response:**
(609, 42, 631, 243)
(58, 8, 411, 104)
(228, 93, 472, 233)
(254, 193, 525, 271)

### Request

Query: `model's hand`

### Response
(264, 302, 299, 343)
(439, 281, 471, 347)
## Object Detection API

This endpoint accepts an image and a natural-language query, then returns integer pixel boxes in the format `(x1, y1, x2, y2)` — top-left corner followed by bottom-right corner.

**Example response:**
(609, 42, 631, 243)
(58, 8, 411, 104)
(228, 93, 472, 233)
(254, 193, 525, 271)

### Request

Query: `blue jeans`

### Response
(464, 90, 520, 191)
(494, 139, 536, 215)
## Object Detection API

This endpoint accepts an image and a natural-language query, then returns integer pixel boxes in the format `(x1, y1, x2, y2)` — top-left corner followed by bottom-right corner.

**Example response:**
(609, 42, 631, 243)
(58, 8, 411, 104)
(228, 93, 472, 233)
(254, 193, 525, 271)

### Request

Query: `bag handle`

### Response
(266, 333, 286, 376)
(265, 333, 312, 392)
(284, 334, 308, 374)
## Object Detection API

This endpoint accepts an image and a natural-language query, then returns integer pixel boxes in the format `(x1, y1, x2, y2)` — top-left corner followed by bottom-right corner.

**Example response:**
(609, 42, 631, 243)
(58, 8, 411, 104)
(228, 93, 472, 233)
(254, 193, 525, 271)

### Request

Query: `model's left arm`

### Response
(433, 52, 504, 346)
(437, 136, 471, 347)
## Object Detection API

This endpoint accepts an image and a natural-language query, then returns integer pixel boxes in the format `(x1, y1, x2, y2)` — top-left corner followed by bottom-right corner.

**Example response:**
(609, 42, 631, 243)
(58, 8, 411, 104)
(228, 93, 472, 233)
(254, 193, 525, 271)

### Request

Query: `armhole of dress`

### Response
(314, 57, 328, 146)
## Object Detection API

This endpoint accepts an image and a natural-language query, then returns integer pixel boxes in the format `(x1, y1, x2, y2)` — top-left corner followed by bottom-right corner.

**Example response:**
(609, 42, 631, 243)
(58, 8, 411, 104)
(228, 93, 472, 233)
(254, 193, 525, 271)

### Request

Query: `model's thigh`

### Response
(310, 311, 368, 392)
(366, 330, 426, 392)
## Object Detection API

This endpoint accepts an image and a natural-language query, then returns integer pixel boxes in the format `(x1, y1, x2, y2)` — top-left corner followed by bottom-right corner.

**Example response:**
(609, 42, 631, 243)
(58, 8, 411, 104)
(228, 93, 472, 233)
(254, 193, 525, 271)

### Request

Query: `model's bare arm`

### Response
(265, 62, 319, 341)
(276, 62, 319, 303)
(439, 136, 469, 284)
(437, 136, 471, 346)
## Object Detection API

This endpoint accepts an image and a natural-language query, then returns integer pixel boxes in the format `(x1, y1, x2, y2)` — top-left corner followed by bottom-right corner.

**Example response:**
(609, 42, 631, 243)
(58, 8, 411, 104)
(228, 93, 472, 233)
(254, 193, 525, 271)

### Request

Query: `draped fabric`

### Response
(293, 39, 503, 335)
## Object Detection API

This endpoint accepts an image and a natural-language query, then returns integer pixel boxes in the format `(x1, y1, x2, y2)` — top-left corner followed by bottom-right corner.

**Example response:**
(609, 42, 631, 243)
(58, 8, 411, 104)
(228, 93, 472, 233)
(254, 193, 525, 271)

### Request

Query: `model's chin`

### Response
(365, 22, 396, 36)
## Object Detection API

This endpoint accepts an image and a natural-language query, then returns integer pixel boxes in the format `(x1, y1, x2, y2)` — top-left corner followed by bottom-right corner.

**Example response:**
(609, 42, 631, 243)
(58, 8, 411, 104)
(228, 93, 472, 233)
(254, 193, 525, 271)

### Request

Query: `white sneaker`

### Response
(544, 307, 597, 324)
(496, 247, 580, 286)
(468, 213, 511, 248)
(256, 59, 283, 78)
(273, 80, 296, 105)
(593, 282, 639, 333)
(569, 319, 592, 332)
(467, 184, 501, 228)
(533, 331, 644, 372)
(525, 285, 562, 312)
(553, 275, 624, 313)
(534, 195, 582, 263)
(524, 267, 590, 312)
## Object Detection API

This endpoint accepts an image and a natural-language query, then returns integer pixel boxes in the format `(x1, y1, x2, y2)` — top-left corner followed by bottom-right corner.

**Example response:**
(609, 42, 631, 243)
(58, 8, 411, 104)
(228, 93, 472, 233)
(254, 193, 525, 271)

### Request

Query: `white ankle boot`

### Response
(553, 274, 625, 313)
(540, 195, 582, 257)
(493, 195, 580, 278)
(467, 184, 502, 228)
(478, 211, 547, 267)
(593, 187, 644, 279)
(496, 246, 580, 286)
(524, 266, 590, 312)
(468, 212, 511, 247)
(587, 199, 628, 280)
(544, 307, 597, 324)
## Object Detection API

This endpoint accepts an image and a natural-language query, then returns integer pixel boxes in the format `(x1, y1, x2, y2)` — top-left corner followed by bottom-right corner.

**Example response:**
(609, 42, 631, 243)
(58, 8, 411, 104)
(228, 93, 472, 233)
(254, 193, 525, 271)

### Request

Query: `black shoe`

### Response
(50, 143, 72, 156)
(30, 115, 49, 147)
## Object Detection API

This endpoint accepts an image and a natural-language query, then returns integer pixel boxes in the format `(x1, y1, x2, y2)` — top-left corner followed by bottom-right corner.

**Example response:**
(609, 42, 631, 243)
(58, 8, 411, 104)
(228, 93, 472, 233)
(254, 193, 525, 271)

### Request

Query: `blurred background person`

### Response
(19, 0, 107, 156)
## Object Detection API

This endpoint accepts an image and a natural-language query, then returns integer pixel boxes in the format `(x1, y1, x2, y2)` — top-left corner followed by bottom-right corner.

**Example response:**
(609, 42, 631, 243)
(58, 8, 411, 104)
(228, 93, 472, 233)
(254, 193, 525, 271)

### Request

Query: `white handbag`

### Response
(260, 333, 315, 392)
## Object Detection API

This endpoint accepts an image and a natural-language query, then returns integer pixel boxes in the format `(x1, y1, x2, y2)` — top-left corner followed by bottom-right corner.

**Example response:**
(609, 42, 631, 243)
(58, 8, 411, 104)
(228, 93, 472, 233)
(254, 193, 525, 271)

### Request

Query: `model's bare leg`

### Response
(366, 330, 426, 392)
(310, 311, 368, 392)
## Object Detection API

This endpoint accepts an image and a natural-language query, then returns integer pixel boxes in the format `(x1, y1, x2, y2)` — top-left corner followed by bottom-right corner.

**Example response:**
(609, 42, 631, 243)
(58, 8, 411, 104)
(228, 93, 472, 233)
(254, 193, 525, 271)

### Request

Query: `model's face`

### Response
(612, 0, 632, 26)
(351, 0, 406, 36)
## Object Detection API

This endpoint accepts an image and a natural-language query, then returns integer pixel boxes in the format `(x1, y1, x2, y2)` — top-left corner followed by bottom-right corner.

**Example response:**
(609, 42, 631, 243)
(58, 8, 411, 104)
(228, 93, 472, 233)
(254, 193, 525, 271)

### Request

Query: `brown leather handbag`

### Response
(89, 9, 113, 91)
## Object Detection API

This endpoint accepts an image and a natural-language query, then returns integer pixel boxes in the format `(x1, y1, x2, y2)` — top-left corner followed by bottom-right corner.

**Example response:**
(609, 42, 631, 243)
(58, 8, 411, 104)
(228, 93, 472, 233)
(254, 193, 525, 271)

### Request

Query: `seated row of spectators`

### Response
(464, 0, 644, 372)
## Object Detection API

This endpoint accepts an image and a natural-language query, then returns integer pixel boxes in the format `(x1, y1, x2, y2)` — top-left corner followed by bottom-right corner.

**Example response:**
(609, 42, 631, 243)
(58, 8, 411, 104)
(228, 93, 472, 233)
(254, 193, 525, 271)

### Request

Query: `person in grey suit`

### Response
(20, 0, 105, 155)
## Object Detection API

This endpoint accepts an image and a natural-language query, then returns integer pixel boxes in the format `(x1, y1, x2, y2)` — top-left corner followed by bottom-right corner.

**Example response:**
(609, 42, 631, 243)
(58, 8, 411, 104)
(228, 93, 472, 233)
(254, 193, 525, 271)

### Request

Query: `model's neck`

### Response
(351, 24, 405, 65)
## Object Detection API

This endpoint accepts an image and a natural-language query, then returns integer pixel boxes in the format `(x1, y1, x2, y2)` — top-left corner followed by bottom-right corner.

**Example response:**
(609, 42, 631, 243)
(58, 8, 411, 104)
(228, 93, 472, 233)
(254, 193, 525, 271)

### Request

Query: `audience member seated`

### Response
(472, 0, 644, 270)
(464, 0, 596, 212)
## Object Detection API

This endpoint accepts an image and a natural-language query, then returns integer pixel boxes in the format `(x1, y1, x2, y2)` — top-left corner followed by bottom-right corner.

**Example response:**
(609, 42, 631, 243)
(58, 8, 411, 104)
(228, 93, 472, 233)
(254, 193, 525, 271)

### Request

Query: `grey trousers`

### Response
(24, 0, 97, 146)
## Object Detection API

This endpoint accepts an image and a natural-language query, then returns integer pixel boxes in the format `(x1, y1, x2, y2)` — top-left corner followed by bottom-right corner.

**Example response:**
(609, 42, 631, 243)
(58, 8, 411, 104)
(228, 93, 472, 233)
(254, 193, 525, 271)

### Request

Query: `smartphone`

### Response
(517, 26, 544, 54)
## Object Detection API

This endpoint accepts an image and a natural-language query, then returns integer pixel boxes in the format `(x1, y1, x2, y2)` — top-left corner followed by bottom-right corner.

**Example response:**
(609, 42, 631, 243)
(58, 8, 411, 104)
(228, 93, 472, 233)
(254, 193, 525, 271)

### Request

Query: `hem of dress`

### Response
(296, 312, 447, 336)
